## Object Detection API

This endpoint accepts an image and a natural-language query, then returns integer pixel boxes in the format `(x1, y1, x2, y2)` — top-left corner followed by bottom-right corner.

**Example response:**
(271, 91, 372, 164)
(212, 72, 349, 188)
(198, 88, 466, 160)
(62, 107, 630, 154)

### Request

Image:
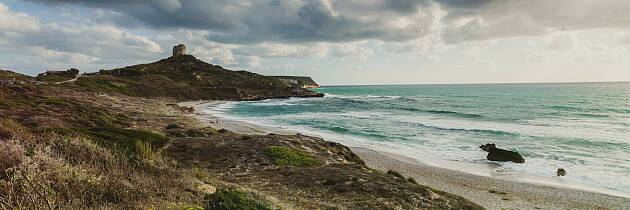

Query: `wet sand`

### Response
(181, 100, 630, 209)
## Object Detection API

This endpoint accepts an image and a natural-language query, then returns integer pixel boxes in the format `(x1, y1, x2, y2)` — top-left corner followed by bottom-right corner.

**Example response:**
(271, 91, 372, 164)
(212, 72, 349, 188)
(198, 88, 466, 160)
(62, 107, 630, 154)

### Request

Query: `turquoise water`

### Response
(216, 83, 630, 195)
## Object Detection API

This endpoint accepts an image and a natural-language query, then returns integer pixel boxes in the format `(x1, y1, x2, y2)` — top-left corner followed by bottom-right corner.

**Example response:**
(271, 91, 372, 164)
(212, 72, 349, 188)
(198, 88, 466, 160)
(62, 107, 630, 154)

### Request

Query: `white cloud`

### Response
(328, 43, 374, 60)
(233, 43, 328, 58)
(0, 3, 164, 74)
(545, 33, 577, 50)
(440, 0, 630, 43)
(0, 3, 40, 32)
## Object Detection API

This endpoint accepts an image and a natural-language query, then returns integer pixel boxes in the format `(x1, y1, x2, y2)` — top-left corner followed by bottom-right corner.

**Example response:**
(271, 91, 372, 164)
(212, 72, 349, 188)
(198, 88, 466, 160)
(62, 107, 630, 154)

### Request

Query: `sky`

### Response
(1, 0, 630, 85)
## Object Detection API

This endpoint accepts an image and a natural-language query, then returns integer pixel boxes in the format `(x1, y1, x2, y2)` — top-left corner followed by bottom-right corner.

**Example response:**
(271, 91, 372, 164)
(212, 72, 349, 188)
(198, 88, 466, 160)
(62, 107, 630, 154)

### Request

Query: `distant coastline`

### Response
(320, 80, 630, 87)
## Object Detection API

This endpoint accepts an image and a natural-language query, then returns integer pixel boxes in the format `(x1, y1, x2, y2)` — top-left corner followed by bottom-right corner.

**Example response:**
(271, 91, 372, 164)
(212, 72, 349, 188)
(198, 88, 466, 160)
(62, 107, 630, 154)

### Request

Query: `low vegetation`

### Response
(407, 177, 419, 185)
(387, 169, 405, 179)
(0, 119, 203, 209)
(204, 188, 276, 210)
(47, 127, 168, 159)
(264, 146, 320, 167)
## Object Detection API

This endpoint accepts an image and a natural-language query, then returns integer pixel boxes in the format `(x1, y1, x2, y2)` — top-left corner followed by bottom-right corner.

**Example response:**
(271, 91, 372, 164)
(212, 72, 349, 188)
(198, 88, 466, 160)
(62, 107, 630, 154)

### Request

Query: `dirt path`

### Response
(54, 74, 80, 84)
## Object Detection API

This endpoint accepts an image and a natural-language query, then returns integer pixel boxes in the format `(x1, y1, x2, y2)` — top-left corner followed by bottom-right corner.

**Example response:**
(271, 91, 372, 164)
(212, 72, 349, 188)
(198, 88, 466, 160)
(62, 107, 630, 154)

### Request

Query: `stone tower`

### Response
(172, 44, 187, 56)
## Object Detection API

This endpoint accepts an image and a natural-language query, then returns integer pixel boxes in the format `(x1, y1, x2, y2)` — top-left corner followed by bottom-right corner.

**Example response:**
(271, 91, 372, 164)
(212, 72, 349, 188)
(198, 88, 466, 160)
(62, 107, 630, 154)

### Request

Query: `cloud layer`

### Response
(25, 0, 630, 44)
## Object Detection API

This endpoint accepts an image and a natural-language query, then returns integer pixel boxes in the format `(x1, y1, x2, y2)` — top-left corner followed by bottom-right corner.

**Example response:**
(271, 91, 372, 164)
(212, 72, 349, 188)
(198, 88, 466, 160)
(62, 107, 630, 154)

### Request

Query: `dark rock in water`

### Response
(165, 124, 180, 130)
(217, 128, 230, 133)
(479, 143, 525, 163)
(557, 168, 567, 176)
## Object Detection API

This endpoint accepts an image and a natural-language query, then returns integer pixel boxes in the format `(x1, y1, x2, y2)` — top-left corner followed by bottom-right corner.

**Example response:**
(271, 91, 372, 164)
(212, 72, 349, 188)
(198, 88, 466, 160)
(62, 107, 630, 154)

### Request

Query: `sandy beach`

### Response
(182, 100, 630, 210)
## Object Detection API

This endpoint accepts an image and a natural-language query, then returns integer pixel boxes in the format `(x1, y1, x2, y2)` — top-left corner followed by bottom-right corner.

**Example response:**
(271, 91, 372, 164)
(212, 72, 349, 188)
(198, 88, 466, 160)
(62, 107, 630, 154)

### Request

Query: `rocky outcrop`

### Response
(479, 143, 525, 163)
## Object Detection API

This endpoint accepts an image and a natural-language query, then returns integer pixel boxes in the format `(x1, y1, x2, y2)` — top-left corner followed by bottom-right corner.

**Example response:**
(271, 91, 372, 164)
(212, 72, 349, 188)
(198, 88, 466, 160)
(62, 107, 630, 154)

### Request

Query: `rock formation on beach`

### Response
(557, 168, 567, 176)
(480, 143, 525, 163)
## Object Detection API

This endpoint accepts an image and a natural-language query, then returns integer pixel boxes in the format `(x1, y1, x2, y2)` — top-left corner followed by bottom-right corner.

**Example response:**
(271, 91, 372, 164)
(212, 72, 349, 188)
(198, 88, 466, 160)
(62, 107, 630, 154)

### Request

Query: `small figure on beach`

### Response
(557, 168, 567, 176)
(479, 143, 525, 163)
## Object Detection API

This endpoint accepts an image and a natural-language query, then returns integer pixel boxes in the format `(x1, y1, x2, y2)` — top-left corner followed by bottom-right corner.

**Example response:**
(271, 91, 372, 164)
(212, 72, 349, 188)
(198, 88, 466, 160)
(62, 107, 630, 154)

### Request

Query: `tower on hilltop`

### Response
(172, 44, 187, 56)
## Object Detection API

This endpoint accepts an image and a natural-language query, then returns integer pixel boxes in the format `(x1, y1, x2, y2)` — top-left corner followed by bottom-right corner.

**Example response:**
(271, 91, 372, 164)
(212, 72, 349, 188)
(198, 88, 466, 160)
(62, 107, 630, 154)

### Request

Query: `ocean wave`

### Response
(423, 110, 484, 118)
(575, 113, 611, 118)
(324, 125, 400, 140)
(325, 94, 403, 100)
(556, 138, 629, 150)
(400, 121, 521, 137)
(397, 107, 485, 119)
(549, 105, 630, 115)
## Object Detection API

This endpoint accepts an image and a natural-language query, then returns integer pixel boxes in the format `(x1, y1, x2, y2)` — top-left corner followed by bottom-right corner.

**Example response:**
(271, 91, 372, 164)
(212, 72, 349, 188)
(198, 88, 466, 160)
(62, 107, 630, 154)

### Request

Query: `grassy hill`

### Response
(0, 70, 32, 81)
(74, 55, 323, 100)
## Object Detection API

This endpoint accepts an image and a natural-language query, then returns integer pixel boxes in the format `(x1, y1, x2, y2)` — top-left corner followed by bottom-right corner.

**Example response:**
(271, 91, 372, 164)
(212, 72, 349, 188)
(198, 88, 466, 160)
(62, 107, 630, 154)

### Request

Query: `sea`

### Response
(205, 83, 630, 197)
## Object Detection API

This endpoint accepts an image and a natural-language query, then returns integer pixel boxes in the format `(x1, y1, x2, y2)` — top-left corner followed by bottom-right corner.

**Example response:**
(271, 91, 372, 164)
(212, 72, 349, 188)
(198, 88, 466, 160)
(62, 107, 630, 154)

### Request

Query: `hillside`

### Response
(73, 55, 323, 100)
(0, 70, 32, 81)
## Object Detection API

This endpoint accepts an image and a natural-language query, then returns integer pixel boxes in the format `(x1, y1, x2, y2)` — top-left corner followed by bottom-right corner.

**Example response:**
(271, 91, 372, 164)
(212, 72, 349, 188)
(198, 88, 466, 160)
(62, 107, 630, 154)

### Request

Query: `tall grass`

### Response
(0, 120, 205, 209)
(134, 140, 154, 160)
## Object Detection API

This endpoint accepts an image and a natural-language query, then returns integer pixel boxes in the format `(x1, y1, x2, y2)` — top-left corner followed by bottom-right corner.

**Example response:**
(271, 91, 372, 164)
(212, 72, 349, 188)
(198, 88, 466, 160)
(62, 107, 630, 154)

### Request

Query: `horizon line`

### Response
(320, 80, 630, 87)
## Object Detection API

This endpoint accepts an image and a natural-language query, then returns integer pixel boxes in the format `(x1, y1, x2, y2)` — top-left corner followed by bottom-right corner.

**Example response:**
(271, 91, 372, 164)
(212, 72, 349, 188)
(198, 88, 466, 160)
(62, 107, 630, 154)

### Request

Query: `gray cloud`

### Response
(9, 0, 630, 64)
(27, 0, 630, 45)
(27, 0, 435, 43)
(439, 0, 630, 43)
(0, 4, 164, 74)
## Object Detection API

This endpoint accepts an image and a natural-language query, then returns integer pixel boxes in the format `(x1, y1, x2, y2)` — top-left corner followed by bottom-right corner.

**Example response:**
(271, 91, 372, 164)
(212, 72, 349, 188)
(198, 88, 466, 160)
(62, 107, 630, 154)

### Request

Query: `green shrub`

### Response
(264, 146, 319, 167)
(47, 127, 168, 159)
(191, 167, 211, 182)
(204, 188, 275, 210)
(406, 177, 418, 185)
(134, 140, 153, 160)
(185, 129, 207, 137)
(387, 169, 404, 179)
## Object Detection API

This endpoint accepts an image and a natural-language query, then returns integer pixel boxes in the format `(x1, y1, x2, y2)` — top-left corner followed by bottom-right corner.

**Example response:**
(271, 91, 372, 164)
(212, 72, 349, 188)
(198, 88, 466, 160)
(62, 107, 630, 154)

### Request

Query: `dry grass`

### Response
(0, 119, 35, 142)
(0, 120, 208, 209)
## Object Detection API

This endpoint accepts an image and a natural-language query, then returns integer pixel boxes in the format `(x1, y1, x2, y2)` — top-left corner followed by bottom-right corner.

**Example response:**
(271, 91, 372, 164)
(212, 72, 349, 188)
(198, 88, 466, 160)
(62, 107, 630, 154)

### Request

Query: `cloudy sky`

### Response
(1, 0, 630, 85)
